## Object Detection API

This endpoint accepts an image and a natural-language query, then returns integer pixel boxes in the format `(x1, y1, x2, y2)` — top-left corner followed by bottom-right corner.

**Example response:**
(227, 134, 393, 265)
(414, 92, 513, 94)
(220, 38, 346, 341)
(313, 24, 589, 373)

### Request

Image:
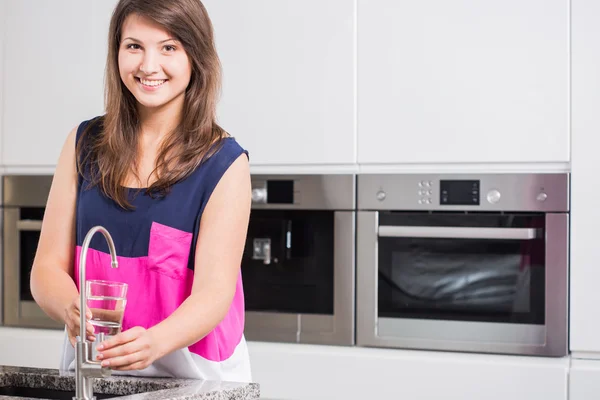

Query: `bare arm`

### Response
(150, 153, 251, 356)
(30, 127, 80, 323)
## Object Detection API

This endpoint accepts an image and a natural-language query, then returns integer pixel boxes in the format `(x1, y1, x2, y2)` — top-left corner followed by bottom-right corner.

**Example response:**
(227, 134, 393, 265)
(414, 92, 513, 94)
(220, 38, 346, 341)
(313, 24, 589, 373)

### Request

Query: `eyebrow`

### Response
(121, 37, 179, 44)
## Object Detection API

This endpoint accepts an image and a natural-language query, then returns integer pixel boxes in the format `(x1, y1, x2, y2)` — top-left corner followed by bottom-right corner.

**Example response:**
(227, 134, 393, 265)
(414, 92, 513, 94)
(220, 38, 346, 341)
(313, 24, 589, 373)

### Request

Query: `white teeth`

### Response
(140, 78, 166, 87)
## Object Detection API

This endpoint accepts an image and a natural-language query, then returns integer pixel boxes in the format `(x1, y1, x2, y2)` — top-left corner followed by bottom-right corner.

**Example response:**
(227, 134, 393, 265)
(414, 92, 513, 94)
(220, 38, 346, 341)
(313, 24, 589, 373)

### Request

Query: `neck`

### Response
(137, 95, 184, 141)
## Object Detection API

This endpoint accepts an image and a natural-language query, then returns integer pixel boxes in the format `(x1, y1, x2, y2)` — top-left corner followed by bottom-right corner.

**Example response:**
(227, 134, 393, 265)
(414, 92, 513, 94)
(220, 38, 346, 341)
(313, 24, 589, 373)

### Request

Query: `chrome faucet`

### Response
(74, 226, 119, 400)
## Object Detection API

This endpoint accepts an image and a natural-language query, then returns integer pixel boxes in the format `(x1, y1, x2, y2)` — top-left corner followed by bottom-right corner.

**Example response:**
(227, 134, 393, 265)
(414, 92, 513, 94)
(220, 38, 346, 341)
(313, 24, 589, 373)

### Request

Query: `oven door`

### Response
(357, 211, 568, 356)
(3, 207, 63, 328)
(242, 210, 355, 345)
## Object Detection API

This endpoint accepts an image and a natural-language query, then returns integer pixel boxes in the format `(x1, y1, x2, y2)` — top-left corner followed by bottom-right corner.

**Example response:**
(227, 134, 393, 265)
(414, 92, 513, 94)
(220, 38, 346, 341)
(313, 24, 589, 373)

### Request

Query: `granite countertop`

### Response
(0, 366, 259, 400)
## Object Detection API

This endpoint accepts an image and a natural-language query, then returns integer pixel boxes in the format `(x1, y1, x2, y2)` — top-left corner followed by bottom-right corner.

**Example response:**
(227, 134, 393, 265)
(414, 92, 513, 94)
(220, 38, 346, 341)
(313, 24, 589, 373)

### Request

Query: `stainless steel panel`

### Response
(356, 211, 379, 347)
(378, 226, 538, 240)
(378, 318, 546, 348)
(3, 208, 20, 327)
(543, 213, 569, 356)
(300, 211, 355, 345)
(4, 175, 53, 207)
(244, 312, 299, 343)
(358, 173, 569, 212)
(250, 174, 355, 210)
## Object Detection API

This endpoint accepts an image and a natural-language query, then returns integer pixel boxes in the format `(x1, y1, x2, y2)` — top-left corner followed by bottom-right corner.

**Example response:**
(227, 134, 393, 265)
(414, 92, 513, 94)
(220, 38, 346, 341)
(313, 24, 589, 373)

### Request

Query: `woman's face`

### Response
(118, 14, 192, 112)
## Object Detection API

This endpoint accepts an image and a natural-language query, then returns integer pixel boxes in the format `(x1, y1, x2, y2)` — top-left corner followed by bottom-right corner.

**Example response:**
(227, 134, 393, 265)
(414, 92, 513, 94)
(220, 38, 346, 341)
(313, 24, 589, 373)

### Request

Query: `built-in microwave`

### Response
(356, 173, 569, 357)
(242, 174, 356, 345)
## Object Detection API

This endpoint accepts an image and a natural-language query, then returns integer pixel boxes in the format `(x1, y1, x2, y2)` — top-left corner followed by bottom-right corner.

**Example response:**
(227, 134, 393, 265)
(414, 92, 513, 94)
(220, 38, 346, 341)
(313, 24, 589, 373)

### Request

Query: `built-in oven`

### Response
(357, 173, 569, 356)
(2, 175, 61, 329)
(242, 174, 355, 345)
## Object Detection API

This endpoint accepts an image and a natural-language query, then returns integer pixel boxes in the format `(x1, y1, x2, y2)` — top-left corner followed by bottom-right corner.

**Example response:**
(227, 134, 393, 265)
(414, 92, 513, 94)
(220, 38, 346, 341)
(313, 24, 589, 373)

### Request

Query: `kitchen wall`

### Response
(1, 1, 599, 399)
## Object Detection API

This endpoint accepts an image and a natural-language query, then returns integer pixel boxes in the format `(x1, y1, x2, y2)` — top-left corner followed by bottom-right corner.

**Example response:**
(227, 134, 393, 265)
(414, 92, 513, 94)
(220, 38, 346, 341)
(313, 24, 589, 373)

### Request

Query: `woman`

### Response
(29, 0, 252, 382)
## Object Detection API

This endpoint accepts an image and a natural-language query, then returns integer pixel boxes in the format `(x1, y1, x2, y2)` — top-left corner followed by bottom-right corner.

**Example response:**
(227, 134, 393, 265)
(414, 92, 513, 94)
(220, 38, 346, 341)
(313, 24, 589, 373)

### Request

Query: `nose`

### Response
(139, 50, 160, 75)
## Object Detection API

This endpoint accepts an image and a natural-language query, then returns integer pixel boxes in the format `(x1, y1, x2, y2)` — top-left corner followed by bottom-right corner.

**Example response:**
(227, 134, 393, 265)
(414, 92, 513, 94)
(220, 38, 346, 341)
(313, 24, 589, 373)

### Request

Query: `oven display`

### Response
(440, 180, 480, 205)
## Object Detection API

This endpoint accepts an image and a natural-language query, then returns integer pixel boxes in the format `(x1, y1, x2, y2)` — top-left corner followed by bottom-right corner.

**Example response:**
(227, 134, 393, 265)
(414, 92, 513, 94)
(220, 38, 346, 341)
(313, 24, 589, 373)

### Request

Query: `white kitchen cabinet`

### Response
(249, 342, 568, 400)
(3, 0, 116, 166)
(203, 0, 355, 166)
(0, 328, 570, 400)
(570, 0, 600, 354)
(570, 360, 600, 399)
(357, 0, 569, 165)
(0, 327, 64, 369)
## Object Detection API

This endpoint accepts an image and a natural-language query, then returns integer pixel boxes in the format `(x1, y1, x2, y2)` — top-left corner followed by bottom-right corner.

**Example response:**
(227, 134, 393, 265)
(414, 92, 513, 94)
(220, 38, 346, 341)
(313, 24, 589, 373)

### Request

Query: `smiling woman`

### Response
(29, 0, 252, 383)
(118, 15, 192, 111)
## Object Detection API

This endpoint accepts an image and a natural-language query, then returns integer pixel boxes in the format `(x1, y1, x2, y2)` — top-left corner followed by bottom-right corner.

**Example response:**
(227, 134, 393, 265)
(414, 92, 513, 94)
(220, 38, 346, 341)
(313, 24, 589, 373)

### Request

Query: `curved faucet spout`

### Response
(78, 226, 119, 341)
(75, 226, 119, 400)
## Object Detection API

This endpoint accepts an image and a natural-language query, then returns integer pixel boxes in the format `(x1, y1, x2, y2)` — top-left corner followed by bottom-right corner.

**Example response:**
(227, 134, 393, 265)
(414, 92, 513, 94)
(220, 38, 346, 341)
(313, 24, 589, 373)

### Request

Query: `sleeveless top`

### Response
(59, 116, 252, 382)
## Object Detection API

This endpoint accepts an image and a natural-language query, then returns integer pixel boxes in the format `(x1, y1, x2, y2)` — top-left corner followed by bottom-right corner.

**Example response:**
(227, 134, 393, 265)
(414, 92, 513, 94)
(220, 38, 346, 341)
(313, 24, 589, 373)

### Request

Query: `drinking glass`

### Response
(86, 280, 128, 345)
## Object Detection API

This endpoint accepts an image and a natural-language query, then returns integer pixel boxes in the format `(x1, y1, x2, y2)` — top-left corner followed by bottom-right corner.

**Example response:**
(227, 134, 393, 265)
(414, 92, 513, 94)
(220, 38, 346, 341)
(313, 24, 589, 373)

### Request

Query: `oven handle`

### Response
(378, 226, 538, 240)
(17, 219, 43, 231)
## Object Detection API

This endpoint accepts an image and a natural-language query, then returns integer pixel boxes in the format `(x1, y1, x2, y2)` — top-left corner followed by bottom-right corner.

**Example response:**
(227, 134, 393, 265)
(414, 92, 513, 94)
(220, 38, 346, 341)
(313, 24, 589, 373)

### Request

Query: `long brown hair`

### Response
(77, 0, 225, 209)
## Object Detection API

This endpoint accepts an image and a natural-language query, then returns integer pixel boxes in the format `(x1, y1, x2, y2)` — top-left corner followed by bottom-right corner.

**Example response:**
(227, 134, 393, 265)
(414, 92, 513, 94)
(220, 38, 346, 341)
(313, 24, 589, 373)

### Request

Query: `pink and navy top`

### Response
(59, 116, 252, 382)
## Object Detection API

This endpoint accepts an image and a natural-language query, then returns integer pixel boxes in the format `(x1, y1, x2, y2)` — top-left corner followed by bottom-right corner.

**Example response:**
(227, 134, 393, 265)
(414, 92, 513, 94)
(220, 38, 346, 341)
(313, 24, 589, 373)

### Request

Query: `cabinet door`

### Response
(358, 0, 569, 164)
(204, 0, 355, 166)
(3, 0, 116, 166)
(249, 342, 568, 400)
(570, 360, 600, 400)
(570, 0, 600, 353)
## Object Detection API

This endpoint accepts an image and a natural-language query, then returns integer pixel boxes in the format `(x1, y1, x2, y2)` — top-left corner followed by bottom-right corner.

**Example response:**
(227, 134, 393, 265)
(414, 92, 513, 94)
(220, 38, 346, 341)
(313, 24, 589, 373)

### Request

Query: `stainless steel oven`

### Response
(357, 173, 569, 356)
(242, 174, 355, 345)
(3, 175, 61, 329)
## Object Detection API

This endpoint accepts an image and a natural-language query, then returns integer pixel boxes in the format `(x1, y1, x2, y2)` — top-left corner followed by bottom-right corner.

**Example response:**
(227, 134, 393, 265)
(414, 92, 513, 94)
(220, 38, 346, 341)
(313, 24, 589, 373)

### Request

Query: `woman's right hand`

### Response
(64, 296, 96, 347)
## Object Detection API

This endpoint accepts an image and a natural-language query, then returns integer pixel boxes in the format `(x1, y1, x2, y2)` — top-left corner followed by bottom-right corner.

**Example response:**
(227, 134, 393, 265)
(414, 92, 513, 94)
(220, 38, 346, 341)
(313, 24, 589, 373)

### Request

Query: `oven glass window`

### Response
(19, 208, 45, 302)
(378, 212, 545, 324)
(242, 210, 334, 314)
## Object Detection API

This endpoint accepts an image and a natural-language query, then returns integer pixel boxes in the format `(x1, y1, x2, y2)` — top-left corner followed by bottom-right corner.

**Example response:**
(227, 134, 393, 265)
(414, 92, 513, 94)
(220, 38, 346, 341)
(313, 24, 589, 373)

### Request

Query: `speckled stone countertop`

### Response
(0, 366, 259, 399)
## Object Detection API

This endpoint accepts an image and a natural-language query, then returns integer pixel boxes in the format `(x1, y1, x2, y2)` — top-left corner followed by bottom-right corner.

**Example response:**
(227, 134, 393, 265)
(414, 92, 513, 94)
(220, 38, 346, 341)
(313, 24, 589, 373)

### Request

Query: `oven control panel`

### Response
(358, 173, 569, 212)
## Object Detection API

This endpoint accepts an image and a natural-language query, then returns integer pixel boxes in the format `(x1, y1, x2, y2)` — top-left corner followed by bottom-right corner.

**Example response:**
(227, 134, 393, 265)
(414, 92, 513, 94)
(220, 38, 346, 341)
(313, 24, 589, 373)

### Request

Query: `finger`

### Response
(97, 328, 141, 351)
(100, 351, 143, 368)
(113, 360, 148, 371)
(98, 340, 141, 360)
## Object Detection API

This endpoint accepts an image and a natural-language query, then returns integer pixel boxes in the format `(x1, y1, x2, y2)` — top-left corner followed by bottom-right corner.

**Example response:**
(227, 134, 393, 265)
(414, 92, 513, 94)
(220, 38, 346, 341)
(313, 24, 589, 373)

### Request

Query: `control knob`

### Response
(486, 189, 501, 204)
(376, 190, 387, 201)
(537, 192, 548, 202)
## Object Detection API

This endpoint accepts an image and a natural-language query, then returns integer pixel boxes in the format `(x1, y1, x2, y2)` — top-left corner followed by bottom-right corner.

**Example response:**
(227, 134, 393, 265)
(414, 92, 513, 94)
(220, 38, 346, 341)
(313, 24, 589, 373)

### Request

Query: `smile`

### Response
(136, 77, 167, 88)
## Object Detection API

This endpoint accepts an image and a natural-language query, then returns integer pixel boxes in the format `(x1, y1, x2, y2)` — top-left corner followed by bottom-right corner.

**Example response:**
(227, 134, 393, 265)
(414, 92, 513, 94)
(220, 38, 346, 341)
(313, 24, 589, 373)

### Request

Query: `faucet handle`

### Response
(80, 361, 112, 378)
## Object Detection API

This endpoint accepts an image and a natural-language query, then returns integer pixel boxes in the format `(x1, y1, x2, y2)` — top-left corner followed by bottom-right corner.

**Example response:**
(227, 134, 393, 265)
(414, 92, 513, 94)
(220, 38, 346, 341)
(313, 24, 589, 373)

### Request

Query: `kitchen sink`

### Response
(0, 385, 122, 399)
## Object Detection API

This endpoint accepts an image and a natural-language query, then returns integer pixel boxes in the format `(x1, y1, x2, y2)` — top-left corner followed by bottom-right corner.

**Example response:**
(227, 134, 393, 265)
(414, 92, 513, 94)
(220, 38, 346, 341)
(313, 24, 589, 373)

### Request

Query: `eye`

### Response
(163, 44, 177, 52)
(126, 43, 141, 50)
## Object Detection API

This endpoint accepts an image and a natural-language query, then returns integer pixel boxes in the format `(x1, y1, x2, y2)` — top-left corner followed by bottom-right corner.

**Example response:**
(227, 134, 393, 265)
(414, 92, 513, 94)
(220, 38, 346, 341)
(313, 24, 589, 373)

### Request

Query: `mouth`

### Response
(135, 77, 168, 89)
